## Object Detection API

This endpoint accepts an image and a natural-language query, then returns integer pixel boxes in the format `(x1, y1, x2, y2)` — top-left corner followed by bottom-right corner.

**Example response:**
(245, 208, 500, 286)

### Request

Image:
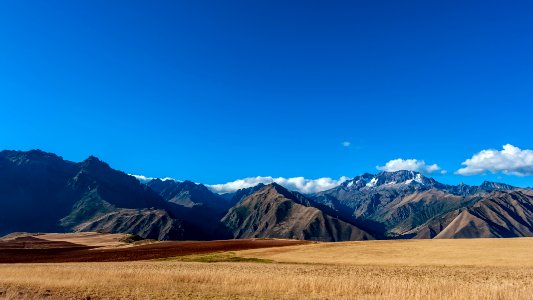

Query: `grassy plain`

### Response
(236, 237, 533, 267)
(0, 238, 532, 299)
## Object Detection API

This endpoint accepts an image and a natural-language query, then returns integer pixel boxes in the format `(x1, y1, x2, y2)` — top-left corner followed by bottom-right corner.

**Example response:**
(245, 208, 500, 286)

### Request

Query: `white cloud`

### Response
(377, 158, 443, 174)
(206, 176, 350, 194)
(342, 141, 351, 147)
(456, 144, 533, 176)
(130, 174, 177, 183)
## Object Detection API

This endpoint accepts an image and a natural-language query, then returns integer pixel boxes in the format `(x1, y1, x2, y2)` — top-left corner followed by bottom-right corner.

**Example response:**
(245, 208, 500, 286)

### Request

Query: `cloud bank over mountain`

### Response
(377, 159, 444, 174)
(457, 144, 533, 176)
(130, 174, 177, 183)
(130, 144, 533, 193)
(206, 176, 350, 194)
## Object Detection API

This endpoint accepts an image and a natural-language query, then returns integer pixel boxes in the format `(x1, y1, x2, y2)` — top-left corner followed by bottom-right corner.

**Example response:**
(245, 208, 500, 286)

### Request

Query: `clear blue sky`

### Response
(0, 1, 531, 187)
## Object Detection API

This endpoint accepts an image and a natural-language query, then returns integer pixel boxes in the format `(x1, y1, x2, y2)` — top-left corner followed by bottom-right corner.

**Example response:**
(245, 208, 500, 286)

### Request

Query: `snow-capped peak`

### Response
(346, 181, 354, 188)
(366, 177, 378, 187)
(341, 171, 432, 190)
(414, 173, 424, 184)
(362, 170, 429, 188)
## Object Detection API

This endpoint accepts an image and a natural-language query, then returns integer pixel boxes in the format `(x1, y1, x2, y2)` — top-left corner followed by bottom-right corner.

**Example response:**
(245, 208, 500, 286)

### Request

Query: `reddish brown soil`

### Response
(0, 236, 89, 249)
(0, 237, 308, 263)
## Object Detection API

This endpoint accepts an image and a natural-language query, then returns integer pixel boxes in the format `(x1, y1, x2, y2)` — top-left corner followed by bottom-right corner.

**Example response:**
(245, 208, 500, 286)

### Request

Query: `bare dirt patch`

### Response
(0, 235, 308, 263)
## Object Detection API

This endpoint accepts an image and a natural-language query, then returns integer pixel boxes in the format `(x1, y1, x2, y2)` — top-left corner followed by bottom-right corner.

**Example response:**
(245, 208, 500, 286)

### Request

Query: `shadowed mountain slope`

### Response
(147, 179, 230, 211)
(73, 208, 187, 240)
(219, 183, 267, 205)
(0, 150, 194, 239)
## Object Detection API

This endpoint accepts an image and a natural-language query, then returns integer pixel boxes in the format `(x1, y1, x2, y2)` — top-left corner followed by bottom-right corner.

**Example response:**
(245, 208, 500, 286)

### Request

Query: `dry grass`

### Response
(0, 261, 531, 299)
(1, 238, 532, 299)
(156, 251, 273, 263)
(237, 237, 533, 267)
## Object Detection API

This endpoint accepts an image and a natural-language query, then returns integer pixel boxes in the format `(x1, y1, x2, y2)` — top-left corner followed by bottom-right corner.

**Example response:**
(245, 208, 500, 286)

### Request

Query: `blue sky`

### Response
(0, 1, 532, 188)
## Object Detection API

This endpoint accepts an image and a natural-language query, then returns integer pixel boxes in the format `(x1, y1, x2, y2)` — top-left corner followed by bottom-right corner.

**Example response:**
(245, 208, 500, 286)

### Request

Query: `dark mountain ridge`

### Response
(147, 179, 231, 211)
(0, 150, 211, 240)
(0, 149, 531, 241)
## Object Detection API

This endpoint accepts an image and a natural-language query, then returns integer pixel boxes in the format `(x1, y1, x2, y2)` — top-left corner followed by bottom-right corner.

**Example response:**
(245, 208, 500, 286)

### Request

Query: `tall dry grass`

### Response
(0, 261, 532, 299)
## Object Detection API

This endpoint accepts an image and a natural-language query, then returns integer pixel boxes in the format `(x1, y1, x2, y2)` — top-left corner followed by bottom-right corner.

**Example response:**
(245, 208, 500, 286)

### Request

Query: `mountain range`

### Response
(1, 150, 532, 241)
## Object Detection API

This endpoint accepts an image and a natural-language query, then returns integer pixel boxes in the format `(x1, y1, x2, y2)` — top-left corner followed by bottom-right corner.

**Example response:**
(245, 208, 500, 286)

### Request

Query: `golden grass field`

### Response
(1, 238, 533, 299)
(237, 237, 533, 267)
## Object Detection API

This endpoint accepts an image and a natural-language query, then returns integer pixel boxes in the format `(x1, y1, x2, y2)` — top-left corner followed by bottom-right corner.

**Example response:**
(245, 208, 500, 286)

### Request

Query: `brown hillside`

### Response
(435, 191, 533, 239)
(222, 184, 373, 241)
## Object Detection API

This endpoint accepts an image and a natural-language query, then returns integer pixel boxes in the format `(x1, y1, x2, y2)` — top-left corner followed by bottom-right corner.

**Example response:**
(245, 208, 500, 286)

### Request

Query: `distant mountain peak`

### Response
(480, 181, 516, 191)
(1, 149, 65, 166)
(265, 182, 284, 189)
(146, 178, 230, 211)
(79, 155, 111, 171)
(376, 170, 423, 179)
(82, 155, 106, 165)
(343, 173, 374, 189)
(342, 170, 434, 191)
(23, 149, 50, 156)
(336, 170, 521, 196)
(181, 179, 202, 187)
(262, 182, 293, 196)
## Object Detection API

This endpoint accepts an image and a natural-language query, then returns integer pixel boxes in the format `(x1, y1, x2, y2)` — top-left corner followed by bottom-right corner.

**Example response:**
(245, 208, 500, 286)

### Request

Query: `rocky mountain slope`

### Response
(310, 170, 529, 239)
(434, 191, 533, 238)
(222, 183, 374, 241)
